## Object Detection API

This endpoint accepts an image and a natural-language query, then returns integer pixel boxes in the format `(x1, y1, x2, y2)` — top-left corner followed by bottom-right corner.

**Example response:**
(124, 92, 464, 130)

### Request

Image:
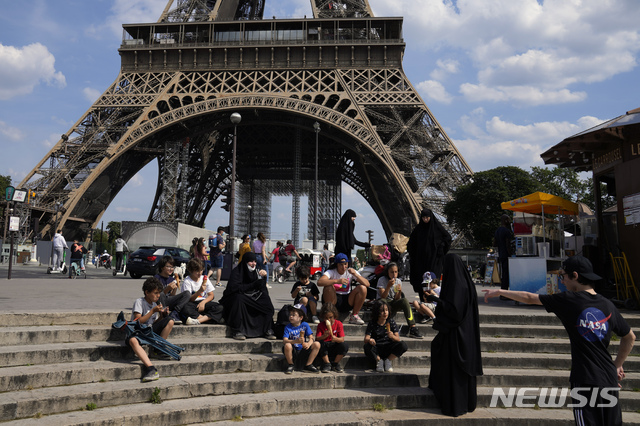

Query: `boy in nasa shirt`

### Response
(484, 255, 635, 426)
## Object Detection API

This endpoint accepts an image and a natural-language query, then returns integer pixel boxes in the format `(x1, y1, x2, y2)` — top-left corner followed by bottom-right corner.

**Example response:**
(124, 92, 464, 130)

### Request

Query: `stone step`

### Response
(205, 408, 573, 426)
(0, 321, 578, 346)
(5, 385, 640, 426)
(2, 349, 639, 396)
(2, 334, 638, 368)
(0, 368, 640, 421)
(4, 310, 638, 328)
(2, 367, 639, 422)
(203, 407, 640, 426)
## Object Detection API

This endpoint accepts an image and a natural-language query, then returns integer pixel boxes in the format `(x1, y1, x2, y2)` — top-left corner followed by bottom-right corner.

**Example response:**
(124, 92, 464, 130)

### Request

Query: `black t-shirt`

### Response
(291, 280, 320, 303)
(494, 226, 512, 259)
(365, 318, 399, 346)
(539, 291, 631, 387)
(70, 243, 87, 260)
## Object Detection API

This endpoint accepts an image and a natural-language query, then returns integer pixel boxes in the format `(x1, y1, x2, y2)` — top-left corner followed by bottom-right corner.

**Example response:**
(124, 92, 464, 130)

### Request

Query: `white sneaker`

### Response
(348, 313, 365, 325)
(384, 359, 393, 372)
(376, 359, 384, 373)
(185, 317, 200, 325)
(312, 316, 320, 324)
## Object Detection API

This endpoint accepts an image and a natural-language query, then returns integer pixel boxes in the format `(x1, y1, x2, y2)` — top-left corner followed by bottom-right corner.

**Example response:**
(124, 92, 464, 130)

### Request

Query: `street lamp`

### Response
(313, 121, 320, 250)
(229, 112, 241, 254)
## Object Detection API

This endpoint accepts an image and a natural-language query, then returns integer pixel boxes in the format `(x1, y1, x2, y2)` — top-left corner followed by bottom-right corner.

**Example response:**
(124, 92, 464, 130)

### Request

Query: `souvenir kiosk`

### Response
(501, 192, 579, 294)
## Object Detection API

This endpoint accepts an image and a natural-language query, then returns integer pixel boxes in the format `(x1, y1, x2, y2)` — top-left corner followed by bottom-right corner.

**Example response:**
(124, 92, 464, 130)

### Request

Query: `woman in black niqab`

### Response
(335, 209, 369, 263)
(220, 252, 275, 339)
(428, 253, 482, 417)
(407, 208, 452, 298)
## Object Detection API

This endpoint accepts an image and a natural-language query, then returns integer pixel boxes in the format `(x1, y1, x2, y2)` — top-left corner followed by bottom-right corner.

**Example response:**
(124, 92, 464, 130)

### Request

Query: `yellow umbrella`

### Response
(501, 192, 579, 216)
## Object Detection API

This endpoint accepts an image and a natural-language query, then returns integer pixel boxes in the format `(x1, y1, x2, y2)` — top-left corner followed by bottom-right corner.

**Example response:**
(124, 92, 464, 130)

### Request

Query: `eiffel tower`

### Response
(20, 0, 473, 246)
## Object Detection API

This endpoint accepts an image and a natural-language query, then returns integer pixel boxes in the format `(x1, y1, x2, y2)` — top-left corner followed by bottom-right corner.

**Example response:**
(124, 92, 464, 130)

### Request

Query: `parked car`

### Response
(126, 246, 191, 279)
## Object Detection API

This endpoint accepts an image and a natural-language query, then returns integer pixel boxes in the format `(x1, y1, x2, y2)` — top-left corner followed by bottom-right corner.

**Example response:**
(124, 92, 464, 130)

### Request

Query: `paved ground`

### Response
(0, 262, 558, 317)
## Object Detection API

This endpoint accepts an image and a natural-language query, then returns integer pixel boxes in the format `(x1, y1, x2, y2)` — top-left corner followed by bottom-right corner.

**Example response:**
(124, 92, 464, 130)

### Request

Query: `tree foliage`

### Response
(0, 175, 11, 196)
(529, 166, 588, 203)
(0, 175, 11, 217)
(444, 166, 540, 248)
(106, 221, 121, 242)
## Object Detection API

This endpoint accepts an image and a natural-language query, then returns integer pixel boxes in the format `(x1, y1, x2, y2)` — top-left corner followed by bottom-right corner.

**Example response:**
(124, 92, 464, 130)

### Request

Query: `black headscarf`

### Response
(222, 251, 263, 296)
(434, 253, 482, 376)
(407, 208, 452, 282)
(336, 209, 357, 250)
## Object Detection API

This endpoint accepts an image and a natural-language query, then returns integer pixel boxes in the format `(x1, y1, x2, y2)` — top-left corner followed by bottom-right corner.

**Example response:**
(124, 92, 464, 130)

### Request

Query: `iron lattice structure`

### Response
(19, 0, 473, 245)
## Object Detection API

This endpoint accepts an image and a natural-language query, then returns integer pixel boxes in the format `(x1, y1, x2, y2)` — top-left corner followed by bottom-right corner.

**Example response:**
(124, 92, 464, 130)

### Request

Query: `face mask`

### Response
(247, 265, 256, 272)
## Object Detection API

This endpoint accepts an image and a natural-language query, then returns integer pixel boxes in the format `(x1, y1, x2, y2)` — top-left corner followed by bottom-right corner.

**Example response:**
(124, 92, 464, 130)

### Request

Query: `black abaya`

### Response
(219, 252, 275, 337)
(428, 253, 482, 417)
(407, 208, 452, 296)
(335, 209, 368, 260)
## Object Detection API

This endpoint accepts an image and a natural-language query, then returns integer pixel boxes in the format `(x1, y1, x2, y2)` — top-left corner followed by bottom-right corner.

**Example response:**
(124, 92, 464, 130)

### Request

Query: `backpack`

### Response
(274, 304, 291, 339)
(279, 246, 287, 257)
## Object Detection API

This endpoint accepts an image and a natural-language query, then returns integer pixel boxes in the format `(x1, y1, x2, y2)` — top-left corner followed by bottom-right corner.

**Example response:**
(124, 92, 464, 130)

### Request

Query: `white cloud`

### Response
(87, 0, 167, 39)
(430, 59, 460, 81)
(370, 0, 640, 106)
(416, 80, 453, 104)
(83, 87, 102, 104)
(0, 121, 24, 141)
(7, 168, 27, 182)
(129, 173, 144, 187)
(454, 112, 605, 171)
(42, 133, 60, 148)
(115, 206, 143, 213)
(459, 83, 586, 105)
(0, 43, 66, 100)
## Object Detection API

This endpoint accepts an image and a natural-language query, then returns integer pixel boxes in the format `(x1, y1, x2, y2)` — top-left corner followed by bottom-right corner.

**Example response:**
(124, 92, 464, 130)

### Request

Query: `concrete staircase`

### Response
(1, 311, 639, 425)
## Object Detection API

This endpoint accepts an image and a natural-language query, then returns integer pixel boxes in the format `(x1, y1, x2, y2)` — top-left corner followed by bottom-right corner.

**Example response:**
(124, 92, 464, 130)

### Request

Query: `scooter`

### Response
(47, 251, 68, 274)
(113, 252, 128, 276)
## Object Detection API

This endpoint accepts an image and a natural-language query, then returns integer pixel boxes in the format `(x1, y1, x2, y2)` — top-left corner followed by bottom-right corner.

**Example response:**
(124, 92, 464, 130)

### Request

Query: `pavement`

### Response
(0, 262, 564, 317)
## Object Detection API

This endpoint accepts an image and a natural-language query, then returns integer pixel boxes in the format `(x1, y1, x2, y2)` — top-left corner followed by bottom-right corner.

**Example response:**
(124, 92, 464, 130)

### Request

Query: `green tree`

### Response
(0, 175, 12, 218)
(581, 178, 616, 212)
(0, 175, 11, 197)
(529, 166, 588, 202)
(106, 221, 121, 242)
(444, 166, 540, 248)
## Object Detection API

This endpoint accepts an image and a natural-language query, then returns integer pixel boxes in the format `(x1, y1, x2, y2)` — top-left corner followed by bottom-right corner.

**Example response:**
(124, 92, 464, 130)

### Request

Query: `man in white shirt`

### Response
(52, 230, 67, 271)
(115, 236, 129, 272)
(317, 253, 370, 325)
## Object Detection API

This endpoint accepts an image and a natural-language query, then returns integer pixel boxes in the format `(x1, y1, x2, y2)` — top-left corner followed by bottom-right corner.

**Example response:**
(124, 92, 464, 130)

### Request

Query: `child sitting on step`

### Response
(129, 277, 176, 381)
(316, 302, 349, 373)
(376, 262, 423, 339)
(412, 271, 439, 323)
(180, 258, 224, 325)
(290, 266, 321, 324)
(364, 299, 408, 373)
(282, 303, 321, 374)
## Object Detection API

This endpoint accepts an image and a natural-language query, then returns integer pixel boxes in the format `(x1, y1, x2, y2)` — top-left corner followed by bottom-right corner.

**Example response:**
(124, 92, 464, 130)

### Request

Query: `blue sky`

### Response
(1, 0, 639, 244)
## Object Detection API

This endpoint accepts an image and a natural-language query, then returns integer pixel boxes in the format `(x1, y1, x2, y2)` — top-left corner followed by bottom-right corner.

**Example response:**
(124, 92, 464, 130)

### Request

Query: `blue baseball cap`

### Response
(335, 253, 349, 264)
